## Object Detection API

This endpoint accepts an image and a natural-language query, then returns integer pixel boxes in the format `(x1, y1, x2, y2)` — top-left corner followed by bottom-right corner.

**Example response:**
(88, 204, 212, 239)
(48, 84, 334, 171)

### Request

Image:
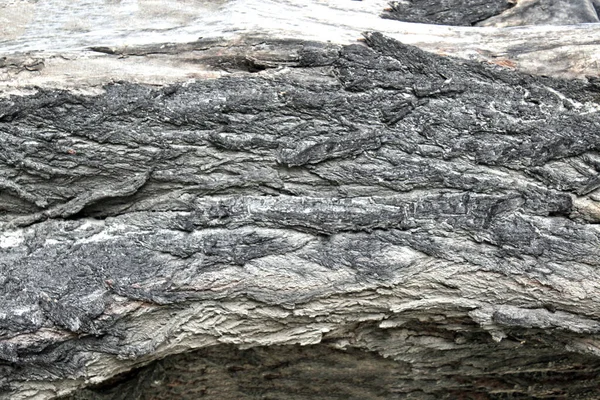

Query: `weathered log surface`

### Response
(1, 1, 600, 399)
(2, 0, 600, 86)
(384, 0, 600, 27)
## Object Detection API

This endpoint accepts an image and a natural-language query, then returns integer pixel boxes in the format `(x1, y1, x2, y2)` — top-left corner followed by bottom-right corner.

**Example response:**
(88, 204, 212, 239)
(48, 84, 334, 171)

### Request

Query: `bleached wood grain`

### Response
(0, 0, 599, 92)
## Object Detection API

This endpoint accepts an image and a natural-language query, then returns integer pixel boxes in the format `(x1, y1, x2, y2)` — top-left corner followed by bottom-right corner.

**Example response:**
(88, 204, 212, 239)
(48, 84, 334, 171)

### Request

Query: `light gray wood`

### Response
(1, 0, 600, 91)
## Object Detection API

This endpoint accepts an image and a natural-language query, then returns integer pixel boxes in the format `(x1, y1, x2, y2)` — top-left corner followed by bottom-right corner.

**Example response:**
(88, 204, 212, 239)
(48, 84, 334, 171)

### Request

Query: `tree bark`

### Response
(1, 1, 600, 399)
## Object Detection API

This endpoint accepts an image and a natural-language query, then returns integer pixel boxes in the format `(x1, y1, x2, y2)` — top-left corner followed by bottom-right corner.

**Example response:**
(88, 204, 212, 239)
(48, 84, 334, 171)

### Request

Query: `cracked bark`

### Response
(384, 0, 600, 27)
(1, 1, 600, 399)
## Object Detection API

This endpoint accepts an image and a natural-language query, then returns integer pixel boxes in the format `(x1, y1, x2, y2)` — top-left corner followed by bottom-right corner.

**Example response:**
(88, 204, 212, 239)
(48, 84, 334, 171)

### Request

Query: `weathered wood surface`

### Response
(385, 0, 600, 27)
(2, 0, 600, 90)
(1, 1, 600, 399)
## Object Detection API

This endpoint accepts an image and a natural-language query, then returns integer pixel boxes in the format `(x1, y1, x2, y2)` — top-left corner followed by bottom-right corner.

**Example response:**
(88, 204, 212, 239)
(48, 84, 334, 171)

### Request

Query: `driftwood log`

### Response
(1, 1, 600, 399)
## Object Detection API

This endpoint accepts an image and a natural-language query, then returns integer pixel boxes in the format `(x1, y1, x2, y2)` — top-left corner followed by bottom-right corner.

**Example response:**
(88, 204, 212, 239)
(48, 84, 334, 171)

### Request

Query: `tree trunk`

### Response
(1, 1, 600, 399)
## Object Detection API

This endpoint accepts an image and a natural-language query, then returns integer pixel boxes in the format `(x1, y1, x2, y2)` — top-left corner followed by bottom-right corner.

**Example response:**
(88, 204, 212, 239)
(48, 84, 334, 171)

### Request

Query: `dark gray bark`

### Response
(1, 1, 600, 399)
(384, 0, 600, 26)
(383, 0, 517, 26)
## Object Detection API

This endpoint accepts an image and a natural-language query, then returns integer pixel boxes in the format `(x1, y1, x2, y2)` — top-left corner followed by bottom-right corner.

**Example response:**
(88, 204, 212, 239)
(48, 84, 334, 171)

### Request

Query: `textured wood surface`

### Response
(1, 1, 600, 399)
(1, 0, 600, 88)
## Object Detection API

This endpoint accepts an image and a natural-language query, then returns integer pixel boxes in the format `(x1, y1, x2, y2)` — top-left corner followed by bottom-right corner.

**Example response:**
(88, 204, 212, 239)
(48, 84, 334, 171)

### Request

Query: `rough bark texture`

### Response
(478, 0, 600, 27)
(383, 0, 517, 26)
(1, 1, 600, 399)
(384, 0, 600, 27)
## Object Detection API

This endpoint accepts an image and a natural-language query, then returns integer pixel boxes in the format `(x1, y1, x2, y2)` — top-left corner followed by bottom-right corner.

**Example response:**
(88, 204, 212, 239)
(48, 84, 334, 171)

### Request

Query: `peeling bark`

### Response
(1, 1, 600, 399)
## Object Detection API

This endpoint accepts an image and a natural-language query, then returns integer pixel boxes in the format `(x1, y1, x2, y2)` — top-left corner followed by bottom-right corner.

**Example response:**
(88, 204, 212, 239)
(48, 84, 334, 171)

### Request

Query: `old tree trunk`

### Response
(2, 0, 600, 399)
